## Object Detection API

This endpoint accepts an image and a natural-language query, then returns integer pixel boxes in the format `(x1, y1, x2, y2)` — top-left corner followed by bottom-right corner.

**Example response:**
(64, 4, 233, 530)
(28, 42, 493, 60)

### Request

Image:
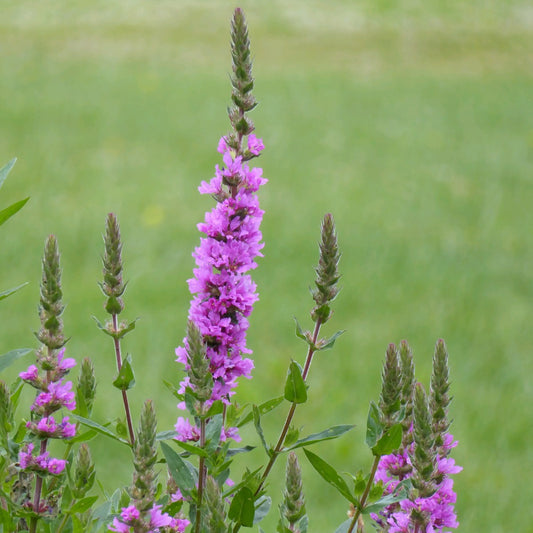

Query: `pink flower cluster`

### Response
(18, 347, 77, 472)
(19, 443, 66, 475)
(373, 434, 462, 532)
(109, 504, 189, 533)
(175, 135, 266, 440)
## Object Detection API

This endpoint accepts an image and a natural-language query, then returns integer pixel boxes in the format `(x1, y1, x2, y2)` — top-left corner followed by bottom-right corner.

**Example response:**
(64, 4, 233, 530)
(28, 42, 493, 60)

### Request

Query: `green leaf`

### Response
(205, 414, 223, 453)
(71, 415, 129, 445)
(228, 487, 255, 527)
(372, 423, 403, 457)
(253, 495, 271, 524)
(175, 440, 209, 458)
(112, 354, 135, 391)
(317, 330, 346, 351)
(283, 426, 299, 448)
(69, 495, 98, 514)
(0, 158, 16, 190)
(156, 430, 178, 441)
(0, 197, 29, 227)
(294, 317, 308, 341)
(0, 348, 32, 372)
(237, 396, 284, 428)
(284, 424, 354, 451)
(0, 282, 28, 302)
(284, 360, 307, 404)
(303, 449, 355, 504)
(226, 445, 255, 457)
(365, 401, 383, 449)
(334, 518, 352, 533)
(67, 429, 98, 444)
(0, 508, 14, 529)
(160, 441, 196, 494)
(363, 485, 410, 514)
(253, 405, 271, 457)
(205, 400, 224, 418)
(162, 379, 181, 400)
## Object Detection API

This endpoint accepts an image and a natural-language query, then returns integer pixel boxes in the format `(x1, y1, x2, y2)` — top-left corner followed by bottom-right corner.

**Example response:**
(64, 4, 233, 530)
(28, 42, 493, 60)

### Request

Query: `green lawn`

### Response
(1, 1, 532, 531)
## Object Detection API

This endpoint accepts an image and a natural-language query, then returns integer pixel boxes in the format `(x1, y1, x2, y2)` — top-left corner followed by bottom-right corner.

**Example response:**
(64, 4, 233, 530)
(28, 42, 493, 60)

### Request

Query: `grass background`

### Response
(1, 1, 532, 531)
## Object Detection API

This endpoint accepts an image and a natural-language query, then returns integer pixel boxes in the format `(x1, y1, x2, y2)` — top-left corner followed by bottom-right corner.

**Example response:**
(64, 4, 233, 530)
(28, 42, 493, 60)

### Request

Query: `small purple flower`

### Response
(18, 443, 35, 469)
(148, 504, 172, 528)
(32, 380, 76, 413)
(47, 457, 66, 474)
(19, 365, 39, 384)
(247, 133, 264, 155)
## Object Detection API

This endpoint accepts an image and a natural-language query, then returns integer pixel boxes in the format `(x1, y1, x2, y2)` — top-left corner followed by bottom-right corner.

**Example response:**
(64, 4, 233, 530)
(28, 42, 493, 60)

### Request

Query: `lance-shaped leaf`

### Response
(205, 414, 223, 453)
(303, 449, 355, 504)
(71, 415, 129, 445)
(160, 441, 196, 495)
(316, 330, 346, 351)
(253, 404, 271, 457)
(372, 423, 403, 457)
(237, 396, 284, 428)
(0, 283, 28, 302)
(0, 198, 29, 227)
(176, 440, 209, 458)
(0, 158, 16, 189)
(294, 317, 309, 342)
(284, 424, 355, 451)
(228, 487, 255, 527)
(363, 481, 410, 514)
(366, 401, 384, 448)
(253, 495, 271, 525)
(112, 354, 135, 391)
(156, 430, 179, 441)
(284, 361, 307, 404)
(0, 348, 31, 372)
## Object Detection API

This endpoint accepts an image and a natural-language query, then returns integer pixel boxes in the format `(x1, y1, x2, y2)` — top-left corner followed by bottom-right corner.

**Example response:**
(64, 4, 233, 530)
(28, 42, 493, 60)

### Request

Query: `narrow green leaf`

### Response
(226, 445, 255, 457)
(293, 317, 307, 341)
(303, 449, 355, 504)
(253, 405, 271, 457)
(284, 360, 307, 404)
(0, 197, 29, 226)
(365, 401, 383, 448)
(69, 495, 99, 514)
(0, 282, 28, 302)
(162, 379, 181, 400)
(318, 329, 346, 351)
(112, 354, 135, 391)
(71, 415, 129, 445)
(205, 414, 223, 453)
(0, 348, 32, 372)
(228, 487, 255, 527)
(176, 440, 209, 458)
(253, 495, 271, 524)
(115, 319, 138, 339)
(222, 466, 262, 498)
(156, 430, 178, 441)
(372, 423, 403, 457)
(237, 396, 283, 428)
(0, 158, 16, 190)
(284, 424, 354, 451)
(334, 518, 352, 533)
(160, 441, 196, 494)
(363, 484, 410, 514)
(67, 429, 98, 444)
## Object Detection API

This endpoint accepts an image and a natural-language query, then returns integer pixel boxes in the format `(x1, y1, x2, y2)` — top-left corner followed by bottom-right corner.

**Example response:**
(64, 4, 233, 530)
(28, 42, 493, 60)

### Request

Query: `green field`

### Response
(1, 1, 532, 531)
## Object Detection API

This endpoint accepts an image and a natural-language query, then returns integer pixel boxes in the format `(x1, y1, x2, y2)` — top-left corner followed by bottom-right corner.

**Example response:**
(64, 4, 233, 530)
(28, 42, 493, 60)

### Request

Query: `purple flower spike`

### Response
(176, 135, 266, 443)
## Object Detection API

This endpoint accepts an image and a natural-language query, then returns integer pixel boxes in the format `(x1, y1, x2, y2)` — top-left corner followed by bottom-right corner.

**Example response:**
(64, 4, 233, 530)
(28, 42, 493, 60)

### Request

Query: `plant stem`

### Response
(112, 313, 135, 445)
(194, 414, 207, 533)
(29, 439, 48, 533)
(233, 319, 322, 533)
(347, 455, 381, 533)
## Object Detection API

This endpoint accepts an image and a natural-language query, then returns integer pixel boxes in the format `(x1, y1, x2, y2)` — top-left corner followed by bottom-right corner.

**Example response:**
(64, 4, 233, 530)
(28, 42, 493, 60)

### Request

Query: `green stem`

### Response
(112, 313, 135, 445)
(233, 319, 323, 533)
(347, 455, 381, 533)
(194, 411, 207, 533)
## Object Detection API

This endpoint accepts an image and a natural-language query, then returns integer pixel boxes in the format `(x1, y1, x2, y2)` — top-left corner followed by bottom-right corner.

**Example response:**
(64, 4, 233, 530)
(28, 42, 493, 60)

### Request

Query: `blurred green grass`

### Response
(1, 1, 532, 531)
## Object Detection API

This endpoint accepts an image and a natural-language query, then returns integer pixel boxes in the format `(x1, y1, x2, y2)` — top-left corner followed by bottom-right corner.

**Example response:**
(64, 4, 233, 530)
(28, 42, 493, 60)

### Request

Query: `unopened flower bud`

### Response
(379, 343, 402, 429)
(282, 452, 306, 527)
(73, 443, 95, 498)
(101, 213, 125, 315)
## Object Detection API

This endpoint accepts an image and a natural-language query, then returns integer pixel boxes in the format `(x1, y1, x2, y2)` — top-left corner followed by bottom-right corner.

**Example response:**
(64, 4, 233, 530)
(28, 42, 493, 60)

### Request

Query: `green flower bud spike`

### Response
(410, 383, 437, 500)
(311, 213, 341, 324)
(281, 452, 306, 530)
(131, 400, 158, 512)
(101, 213, 125, 316)
(73, 444, 95, 499)
(399, 340, 415, 450)
(76, 357, 97, 416)
(379, 343, 402, 429)
(430, 339, 451, 458)
(204, 476, 226, 533)
(0, 381, 13, 445)
(227, 7, 257, 151)
(36, 235, 65, 355)
(186, 321, 213, 405)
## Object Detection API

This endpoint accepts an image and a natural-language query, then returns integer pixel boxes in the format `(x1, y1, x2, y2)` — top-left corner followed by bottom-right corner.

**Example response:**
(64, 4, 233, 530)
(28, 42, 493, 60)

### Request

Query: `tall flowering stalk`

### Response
(175, 6, 266, 440)
(18, 236, 76, 533)
(373, 340, 462, 532)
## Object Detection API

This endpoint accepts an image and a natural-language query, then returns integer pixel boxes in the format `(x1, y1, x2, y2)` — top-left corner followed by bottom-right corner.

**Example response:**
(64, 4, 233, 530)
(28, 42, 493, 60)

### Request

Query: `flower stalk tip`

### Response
(282, 452, 306, 528)
(102, 213, 125, 316)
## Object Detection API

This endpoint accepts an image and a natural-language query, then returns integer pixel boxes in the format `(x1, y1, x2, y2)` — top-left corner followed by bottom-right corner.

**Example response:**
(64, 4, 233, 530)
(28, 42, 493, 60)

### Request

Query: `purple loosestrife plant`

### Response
(175, 7, 266, 439)
(18, 236, 77, 532)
